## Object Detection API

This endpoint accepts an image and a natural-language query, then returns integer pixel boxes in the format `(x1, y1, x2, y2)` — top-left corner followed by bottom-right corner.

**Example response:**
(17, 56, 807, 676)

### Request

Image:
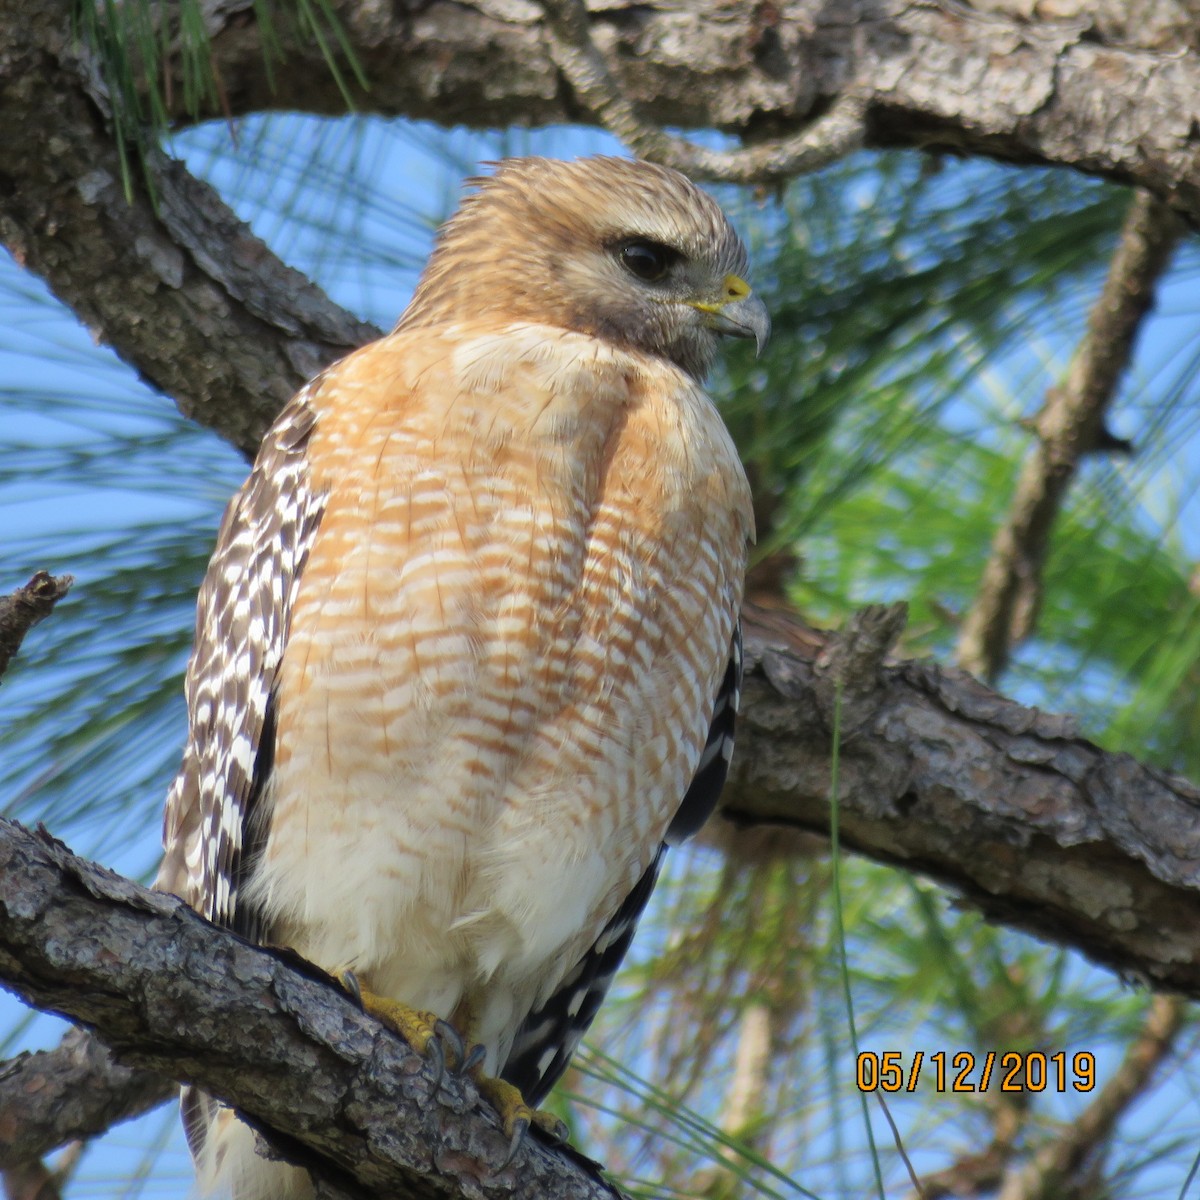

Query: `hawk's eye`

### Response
(619, 240, 676, 283)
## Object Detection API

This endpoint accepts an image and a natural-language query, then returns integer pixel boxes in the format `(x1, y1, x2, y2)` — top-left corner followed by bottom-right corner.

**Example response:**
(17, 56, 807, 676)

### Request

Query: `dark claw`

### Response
(340, 969, 363, 1008)
(459, 1042, 487, 1076)
(424, 1032, 446, 1099)
(433, 1018, 465, 1069)
(540, 1115, 569, 1145)
(497, 1115, 530, 1171)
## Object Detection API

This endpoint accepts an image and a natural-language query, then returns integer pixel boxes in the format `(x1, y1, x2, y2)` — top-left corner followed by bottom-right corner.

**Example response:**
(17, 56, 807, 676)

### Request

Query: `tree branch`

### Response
(2, 1140, 83, 1200)
(5, 0, 1200, 470)
(537, 0, 867, 184)
(996, 994, 1189, 1200)
(0, 574, 72, 685)
(0, 1029, 172, 1168)
(136, 0, 1200, 221)
(0, 0, 379, 459)
(4, 0, 1200, 1182)
(0, 573, 85, 1200)
(6, 604, 1200, 1164)
(0, 820, 622, 1200)
(957, 191, 1185, 680)
(726, 603, 1200, 995)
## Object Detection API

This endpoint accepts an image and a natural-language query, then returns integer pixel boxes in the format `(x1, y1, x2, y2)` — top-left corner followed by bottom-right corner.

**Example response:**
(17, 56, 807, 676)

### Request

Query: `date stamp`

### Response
(856, 1051, 1095, 1093)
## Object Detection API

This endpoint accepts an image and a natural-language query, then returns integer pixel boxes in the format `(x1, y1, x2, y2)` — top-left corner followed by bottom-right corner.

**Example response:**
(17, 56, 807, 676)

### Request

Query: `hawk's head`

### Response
(399, 156, 770, 381)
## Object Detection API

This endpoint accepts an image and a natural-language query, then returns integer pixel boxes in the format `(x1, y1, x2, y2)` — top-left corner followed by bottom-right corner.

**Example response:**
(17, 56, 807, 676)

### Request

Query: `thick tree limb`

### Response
(0, 575, 72, 685)
(3, 0, 1200, 1181)
(0, 820, 621, 1200)
(0, 0, 379, 459)
(6, 0, 1200, 469)
(131, 0, 1200, 217)
(725, 603, 1200, 995)
(957, 191, 1185, 680)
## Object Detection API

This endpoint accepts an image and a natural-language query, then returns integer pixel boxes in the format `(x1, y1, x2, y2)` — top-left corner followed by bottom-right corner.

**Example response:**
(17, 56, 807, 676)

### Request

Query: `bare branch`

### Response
(957, 192, 1185, 680)
(0, 819, 622, 1200)
(4, 0, 1200, 469)
(6, 602, 1200, 1165)
(132, 0, 1200, 222)
(0, 574, 72, 684)
(0, 1029, 172, 1168)
(996, 995, 1189, 1200)
(728, 603, 1200, 996)
(0, 0, 378, 459)
(537, 0, 866, 183)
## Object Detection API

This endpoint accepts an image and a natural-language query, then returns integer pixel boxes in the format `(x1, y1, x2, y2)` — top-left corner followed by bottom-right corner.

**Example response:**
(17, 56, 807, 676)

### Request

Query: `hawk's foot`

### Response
(338, 970, 471, 1093)
(471, 1069, 569, 1167)
(338, 971, 567, 1165)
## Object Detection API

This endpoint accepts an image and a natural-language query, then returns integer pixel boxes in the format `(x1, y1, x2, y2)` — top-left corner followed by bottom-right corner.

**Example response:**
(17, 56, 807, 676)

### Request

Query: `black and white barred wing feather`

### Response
(157, 388, 326, 939)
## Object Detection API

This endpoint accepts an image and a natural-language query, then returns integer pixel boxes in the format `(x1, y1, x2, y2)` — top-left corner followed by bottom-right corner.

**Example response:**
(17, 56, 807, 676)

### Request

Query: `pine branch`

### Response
(957, 191, 1185, 681)
(4, 0, 1199, 474)
(0, 0, 378, 460)
(995, 994, 1188, 1200)
(0, 819, 622, 1200)
(104, 0, 1200, 223)
(537, 0, 866, 184)
(0, 1029, 172, 1168)
(5, 604, 1200, 1165)
(727, 603, 1200, 996)
(2, 1141, 83, 1200)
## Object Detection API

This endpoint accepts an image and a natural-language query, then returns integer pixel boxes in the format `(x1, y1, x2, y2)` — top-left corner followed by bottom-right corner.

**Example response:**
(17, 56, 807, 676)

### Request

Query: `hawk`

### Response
(158, 155, 767, 1198)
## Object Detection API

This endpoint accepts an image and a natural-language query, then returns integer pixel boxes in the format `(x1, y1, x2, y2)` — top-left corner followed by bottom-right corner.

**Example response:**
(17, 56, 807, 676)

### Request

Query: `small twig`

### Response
(811, 601, 908, 734)
(537, 0, 866, 183)
(0, 573, 72, 684)
(957, 191, 1184, 681)
(916, 1085, 1028, 1198)
(995, 995, 1189, 1200)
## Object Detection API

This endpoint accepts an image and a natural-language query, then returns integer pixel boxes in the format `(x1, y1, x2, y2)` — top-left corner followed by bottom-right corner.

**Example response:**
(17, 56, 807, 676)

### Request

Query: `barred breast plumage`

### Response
(158, 154, 765, 1199)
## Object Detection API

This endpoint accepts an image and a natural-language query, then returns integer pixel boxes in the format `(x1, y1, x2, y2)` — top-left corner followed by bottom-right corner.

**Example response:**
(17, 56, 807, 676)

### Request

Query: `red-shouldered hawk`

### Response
(158, 155, 767, 1198)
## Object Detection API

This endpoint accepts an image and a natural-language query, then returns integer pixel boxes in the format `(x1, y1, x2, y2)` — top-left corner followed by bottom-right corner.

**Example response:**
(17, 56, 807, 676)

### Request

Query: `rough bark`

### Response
(6, 0, 1200, 466)
(138, 0, 1200, 210)
(728, 603, 1200, 995)
(0, 821, 619, 1200)
(4, 0, 1200, 1186)
(0, 1029, 172, 1168)
(0, 0, 379, 459)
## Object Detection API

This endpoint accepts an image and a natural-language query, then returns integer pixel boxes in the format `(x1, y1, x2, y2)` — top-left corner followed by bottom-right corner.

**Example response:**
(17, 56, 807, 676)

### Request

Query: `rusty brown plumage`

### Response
(159, 155, 763, 1199)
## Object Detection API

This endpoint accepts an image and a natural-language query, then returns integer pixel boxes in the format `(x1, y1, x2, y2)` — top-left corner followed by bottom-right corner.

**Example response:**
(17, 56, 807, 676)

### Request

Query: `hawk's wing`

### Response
(502, 622, 745, 1105)
(157, 388, 327, 942)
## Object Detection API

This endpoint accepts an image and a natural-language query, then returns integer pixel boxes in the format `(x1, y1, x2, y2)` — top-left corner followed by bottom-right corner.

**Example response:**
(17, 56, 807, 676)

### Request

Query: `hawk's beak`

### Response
(689, 275, 771, 356)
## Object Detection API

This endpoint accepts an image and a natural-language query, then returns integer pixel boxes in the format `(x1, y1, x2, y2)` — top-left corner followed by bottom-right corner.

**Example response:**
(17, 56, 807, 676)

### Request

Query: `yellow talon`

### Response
(338, 971, 569, 1165)
(337, 970, 443, 1056)
(472, 1069, 569, 1166)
